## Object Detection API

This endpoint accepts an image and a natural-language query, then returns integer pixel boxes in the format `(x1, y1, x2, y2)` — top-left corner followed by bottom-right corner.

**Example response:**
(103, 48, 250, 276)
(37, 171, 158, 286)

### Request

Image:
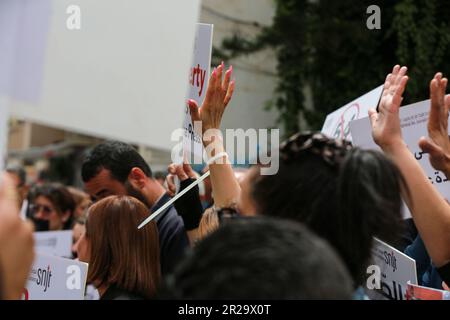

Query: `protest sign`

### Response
(366, 238, 418, 300)
(23, 252, 88, 300)
(406, 282, 450, 300)
(349, 99, 450, 200)
(0, 96, 9, 171)
(3, 0, 200, 152)
(321, 85, 383, 141)
(34, 230, 73, 258)
(182, 23, 213, 164)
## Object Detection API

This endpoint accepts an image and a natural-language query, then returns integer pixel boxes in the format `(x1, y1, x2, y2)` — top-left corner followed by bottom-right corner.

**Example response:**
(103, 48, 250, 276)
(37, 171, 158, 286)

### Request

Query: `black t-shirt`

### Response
(437, 262, 450, 286)
(152, 193, 189, 275)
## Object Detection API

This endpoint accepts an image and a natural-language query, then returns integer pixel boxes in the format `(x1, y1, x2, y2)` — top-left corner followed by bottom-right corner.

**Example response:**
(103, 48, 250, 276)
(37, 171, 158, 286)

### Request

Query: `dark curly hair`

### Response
(252, 132, 408, 287)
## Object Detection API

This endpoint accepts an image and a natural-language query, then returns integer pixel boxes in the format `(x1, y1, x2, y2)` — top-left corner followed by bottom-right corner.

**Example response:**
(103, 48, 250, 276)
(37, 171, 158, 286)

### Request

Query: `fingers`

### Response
(203, 67, 218, 108)
(430, 77, 439, 105)
(166, 174, 176, 197)
(382, 73, 392, 100)
(395, 66, 408, 86)
(216, 62, 224, 89)
(368, 108, 378, 129)
(419, 136, 444, 158)
(222, 65, 233, 93)
(445, 94, 450, 113)
(224, 80, 235, 107)
(168, 163, 191, 181)
(175, 165, 189, 181)
(430, 73, 449, 126)
(388, 65, 400, 95)
(182, 162, 197, 179)
(187, 99, 201, 122)
(441, 77, 448, 96)
(391, 76, 408, 111)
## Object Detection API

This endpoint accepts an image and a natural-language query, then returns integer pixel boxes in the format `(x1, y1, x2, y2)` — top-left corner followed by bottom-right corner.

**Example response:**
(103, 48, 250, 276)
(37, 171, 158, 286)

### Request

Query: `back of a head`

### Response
(252, 132, 405, 286)
(86, 195, 161, 298)
(67, 186, 89, 205)
(81, 141, 152, 183)
(164, 217, 353, 299)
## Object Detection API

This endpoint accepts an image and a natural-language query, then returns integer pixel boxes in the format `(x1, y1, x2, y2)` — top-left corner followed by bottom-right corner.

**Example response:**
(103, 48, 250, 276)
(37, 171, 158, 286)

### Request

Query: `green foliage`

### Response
(215, 0, 450, 136)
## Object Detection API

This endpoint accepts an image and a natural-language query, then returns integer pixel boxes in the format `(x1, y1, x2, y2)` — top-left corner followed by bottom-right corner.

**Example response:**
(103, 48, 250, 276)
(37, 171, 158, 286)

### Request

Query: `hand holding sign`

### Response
(166, 162, 198, 197)
(368, 65, 409, 152)
(187, 62, 235, 134)
(0, 174, 35, 300)
(418, 73, 450, 179)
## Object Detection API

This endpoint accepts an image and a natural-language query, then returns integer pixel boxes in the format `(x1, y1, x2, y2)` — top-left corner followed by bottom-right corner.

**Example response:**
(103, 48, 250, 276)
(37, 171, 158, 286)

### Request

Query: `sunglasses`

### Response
(30, 204, 54, 217)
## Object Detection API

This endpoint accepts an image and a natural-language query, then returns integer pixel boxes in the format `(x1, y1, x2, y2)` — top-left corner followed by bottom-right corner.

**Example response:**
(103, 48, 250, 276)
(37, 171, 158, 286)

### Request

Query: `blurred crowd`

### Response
(0, 64, 450, 300)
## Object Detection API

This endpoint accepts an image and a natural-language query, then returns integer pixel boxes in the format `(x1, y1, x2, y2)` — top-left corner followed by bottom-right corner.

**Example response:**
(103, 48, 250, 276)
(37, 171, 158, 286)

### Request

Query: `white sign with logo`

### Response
(34, 230, 73, 258)
(3, 0, 201, 152)
(349, 99, 450, 200)
(182, 23, 213, 164)
(321, 85, 383, 141)
(367, 238, 418, 300)
(23, 253, 88, 300)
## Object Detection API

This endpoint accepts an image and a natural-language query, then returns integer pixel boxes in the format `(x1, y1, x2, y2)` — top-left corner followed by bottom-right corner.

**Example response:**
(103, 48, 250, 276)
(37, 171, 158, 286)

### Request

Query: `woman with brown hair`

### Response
(74, 195, 161, 300)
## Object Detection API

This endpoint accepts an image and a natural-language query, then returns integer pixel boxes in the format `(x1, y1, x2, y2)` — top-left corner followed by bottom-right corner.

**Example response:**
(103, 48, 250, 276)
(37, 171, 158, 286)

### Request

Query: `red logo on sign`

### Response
(332, 103, 360, 139)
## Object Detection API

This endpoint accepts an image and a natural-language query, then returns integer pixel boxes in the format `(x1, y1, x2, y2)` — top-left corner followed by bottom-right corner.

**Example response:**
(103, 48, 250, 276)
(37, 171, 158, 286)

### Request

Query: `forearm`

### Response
(386, 144, 450, 266)
(203, 132, 241, 207)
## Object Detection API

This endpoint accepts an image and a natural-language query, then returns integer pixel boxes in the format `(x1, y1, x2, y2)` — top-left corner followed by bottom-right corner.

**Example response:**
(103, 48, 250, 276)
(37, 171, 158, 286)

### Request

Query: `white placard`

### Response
(321, 85, 383, 141)
(182, 23, 213, 163)
(23, 253, 88, 300)
(2, 0, 200, 151)
(0, 96, 9, 171)
(34, 230, 73, 258)
(349, 99, 450, 200)
(367, 238, 418, 300)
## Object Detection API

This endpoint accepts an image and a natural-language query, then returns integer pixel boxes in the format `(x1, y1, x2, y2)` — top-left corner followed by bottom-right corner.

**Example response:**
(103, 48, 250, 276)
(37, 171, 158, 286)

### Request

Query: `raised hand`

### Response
(369, 65, 409, 152)
(166, 162, 198, 197)
(188, 62, 235, 133)
(418, 73, 450, 177)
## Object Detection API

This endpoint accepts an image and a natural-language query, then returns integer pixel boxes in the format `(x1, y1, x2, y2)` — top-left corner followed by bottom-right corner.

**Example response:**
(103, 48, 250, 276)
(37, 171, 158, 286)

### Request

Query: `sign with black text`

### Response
(366, 238, 418, 300)
(23, 253, 88, 300)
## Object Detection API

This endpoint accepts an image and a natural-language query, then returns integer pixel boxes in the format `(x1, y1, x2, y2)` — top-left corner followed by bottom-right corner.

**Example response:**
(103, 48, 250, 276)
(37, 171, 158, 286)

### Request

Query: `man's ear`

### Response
(128, 167, 147, 188)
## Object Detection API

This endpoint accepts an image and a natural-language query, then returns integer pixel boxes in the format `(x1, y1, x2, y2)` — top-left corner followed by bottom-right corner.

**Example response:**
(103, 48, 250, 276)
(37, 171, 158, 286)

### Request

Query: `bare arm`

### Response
(369, 65, 450, 267)
(188, 62, 241, 207)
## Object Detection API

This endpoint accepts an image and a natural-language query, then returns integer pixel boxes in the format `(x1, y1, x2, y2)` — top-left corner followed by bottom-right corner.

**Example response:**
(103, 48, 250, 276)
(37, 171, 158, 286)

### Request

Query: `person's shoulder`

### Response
(156, 203, 185, 230)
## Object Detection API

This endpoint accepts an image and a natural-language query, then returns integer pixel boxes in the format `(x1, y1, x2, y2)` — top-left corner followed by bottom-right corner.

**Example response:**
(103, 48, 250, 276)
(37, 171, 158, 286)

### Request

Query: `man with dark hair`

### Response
(81, 141, 189, 274)
(164, 217, 353, 299)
